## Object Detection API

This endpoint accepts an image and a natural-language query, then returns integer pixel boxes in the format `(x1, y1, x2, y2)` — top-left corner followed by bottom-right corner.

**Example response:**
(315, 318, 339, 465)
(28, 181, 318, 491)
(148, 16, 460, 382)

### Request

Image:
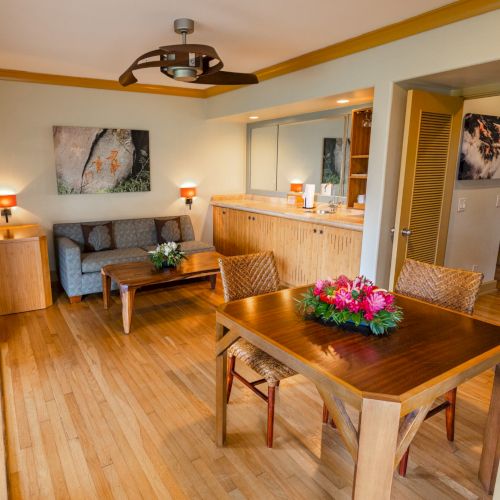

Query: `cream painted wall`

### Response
(204, 10, 500, 285)
(445, 96, 500, 283)
(0, 80, 246, 269)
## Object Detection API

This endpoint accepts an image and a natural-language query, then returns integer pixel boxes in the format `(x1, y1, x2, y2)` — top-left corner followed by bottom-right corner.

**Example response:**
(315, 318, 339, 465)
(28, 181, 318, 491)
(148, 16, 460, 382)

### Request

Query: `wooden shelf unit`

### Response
(347, 108, 372, 208)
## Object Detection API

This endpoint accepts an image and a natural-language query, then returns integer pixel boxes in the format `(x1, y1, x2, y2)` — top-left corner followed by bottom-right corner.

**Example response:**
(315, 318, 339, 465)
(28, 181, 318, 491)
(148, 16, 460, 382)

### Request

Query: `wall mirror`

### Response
(247, 108, 354, 199)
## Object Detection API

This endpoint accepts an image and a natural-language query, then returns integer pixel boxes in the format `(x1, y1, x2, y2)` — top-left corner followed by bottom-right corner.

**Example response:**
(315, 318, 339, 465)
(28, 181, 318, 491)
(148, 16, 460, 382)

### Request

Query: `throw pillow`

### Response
(155, 217, 182, 243)
(81, 222, 114, 252)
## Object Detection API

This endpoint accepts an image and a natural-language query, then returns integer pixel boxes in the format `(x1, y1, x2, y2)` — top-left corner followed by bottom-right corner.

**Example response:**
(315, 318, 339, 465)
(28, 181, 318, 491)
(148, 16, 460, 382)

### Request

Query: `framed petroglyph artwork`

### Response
(53, 126, 150, 194)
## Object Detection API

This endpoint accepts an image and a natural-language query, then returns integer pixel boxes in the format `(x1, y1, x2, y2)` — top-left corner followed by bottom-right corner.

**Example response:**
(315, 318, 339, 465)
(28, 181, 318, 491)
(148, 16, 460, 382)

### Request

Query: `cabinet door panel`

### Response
(319, 227, 362, 278)
(212, 206, 363, 286)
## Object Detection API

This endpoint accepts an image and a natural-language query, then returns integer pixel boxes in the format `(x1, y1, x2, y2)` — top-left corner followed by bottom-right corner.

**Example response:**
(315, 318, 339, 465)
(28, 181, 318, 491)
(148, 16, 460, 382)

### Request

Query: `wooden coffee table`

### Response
(101, 251, 222, 334)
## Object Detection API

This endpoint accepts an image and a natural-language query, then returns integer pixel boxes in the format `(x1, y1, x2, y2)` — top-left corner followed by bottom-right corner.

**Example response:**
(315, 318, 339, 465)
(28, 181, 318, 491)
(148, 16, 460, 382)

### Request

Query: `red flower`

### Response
(320, 292, 336, 304)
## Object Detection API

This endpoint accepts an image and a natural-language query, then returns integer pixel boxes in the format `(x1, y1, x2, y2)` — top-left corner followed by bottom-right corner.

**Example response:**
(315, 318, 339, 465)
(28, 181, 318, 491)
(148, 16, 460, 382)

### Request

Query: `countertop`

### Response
(211, 196, 364, 232)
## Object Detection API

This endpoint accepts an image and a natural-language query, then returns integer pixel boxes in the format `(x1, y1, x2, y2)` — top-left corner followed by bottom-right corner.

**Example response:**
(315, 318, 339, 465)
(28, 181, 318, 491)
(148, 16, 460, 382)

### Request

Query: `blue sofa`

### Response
(54, 216, 214, 301)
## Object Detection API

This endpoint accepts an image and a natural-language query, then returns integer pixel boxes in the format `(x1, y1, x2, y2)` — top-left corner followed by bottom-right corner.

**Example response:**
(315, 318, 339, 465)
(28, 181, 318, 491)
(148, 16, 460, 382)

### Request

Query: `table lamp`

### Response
(0, 194, 17, 223)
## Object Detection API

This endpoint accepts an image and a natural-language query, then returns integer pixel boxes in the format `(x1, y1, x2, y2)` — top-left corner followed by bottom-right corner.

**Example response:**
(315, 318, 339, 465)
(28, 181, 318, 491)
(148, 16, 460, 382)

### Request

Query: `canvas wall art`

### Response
(53, 126, 150, 194)
(458, 113, 500, 180)
(322, 137, 343, 185)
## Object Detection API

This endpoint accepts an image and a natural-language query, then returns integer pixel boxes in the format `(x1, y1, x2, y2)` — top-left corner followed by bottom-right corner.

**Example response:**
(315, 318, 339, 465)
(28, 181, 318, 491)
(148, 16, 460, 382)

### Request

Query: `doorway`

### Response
(389, 60, 500, 295)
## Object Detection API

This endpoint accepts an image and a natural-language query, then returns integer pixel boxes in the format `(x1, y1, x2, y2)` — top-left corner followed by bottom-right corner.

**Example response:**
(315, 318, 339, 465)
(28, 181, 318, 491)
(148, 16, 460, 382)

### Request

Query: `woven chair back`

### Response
(395, 258, 483, 314)
(218, 251, 280, 302)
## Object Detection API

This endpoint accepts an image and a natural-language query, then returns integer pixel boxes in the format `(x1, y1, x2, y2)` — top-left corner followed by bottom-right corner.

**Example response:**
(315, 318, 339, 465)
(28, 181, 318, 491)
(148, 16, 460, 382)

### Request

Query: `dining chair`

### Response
(321, 259, 483, 476)
(218, 251, 296, 448)
(395, 258, 483, 476)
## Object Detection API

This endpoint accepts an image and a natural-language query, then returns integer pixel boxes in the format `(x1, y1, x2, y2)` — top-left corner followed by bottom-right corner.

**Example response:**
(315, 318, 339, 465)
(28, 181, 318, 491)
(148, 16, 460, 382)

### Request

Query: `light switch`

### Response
(457, 198, 466, 212)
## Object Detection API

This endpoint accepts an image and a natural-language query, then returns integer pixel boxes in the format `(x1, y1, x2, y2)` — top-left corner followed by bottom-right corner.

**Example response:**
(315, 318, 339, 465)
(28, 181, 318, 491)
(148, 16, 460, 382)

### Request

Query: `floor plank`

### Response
(0, 283, 498, 499)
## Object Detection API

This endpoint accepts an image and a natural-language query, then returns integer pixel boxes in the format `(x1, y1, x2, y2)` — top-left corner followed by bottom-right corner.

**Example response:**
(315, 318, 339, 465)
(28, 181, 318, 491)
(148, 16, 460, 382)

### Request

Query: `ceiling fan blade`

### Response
(195, 71, 258, 85)
(119, 49, 166, 86)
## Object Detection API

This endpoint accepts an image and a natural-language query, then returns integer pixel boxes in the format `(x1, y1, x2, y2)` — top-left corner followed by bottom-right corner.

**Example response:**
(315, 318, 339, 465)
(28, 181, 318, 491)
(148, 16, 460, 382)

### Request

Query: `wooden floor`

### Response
(0, 283, 498, 499)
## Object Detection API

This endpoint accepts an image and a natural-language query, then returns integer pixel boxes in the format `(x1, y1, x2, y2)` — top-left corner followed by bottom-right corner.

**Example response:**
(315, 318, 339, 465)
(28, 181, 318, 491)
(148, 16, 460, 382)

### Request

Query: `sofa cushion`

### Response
(113, 219, 139, 248)
(134, 218, 157, 247)
(142, 240, 215, 255)
(154, 215, 195, 242)
(82, 222, 115, 252)
(155, 217, 182, 243)
(81, 247, 148, 273)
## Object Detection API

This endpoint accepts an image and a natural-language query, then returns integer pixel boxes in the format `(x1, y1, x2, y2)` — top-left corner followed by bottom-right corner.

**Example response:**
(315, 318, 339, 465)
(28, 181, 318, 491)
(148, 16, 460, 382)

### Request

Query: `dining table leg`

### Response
(353, 398, 401, 500)
(215, 322, 229, 446)
(479, 364, 500, 494)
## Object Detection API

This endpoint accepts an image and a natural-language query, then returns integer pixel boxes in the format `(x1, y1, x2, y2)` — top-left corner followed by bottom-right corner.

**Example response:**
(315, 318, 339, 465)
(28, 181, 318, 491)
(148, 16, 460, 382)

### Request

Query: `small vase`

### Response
(340, 320, 373, 336)
(162, 261, 177, 269)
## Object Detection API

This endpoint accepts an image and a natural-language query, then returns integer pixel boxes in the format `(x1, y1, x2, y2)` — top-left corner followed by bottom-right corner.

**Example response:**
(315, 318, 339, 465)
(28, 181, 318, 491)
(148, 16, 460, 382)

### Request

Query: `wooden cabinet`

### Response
(0, 225, 52, 315)
(213, 206, 362, 286)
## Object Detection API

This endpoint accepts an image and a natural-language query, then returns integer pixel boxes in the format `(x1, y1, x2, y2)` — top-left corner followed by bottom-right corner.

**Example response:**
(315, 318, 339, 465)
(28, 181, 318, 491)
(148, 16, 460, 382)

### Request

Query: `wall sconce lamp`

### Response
(180, 187, 196, 210)
(0, 194, 17, 223)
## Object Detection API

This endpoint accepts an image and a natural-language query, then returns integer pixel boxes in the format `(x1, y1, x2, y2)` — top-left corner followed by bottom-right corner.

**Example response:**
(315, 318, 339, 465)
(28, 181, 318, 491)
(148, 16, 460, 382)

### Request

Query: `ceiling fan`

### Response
(119, 18, 259, 87)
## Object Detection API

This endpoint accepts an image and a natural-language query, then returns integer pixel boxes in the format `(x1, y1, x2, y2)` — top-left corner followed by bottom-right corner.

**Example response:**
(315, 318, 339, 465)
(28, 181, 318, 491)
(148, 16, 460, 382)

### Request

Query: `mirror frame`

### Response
(246, 104, 371, 201)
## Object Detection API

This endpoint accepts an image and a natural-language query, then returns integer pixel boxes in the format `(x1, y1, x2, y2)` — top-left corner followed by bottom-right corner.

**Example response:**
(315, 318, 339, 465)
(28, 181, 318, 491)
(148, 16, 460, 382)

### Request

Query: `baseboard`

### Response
(478, 280, 498, 295)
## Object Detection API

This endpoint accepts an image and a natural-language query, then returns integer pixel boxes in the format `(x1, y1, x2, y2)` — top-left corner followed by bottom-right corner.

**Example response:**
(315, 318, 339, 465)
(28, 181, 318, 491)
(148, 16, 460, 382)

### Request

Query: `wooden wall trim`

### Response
(1, 0, 498, 99)
(0, 68, 205, 98)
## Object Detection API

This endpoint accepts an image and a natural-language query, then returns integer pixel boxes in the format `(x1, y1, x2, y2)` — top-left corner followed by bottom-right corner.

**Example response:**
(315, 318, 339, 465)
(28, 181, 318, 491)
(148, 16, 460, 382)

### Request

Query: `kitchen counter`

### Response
(210, 195, 364, 232)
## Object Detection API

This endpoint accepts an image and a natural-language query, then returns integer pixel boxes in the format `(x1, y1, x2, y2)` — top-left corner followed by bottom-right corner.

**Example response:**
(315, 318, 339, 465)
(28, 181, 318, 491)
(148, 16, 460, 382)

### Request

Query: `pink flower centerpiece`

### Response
(298, 275, 403, 335)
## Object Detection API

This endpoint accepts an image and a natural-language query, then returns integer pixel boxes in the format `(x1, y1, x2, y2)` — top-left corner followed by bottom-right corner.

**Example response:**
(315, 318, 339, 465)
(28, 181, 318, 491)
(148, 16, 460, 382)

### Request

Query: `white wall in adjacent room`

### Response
(445, 96, 500, 283)
(0, 80, 246, 268)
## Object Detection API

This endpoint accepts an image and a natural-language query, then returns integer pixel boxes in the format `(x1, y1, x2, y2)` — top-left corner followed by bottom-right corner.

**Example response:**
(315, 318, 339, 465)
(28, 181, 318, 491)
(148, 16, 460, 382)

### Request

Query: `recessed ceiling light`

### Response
(337, 99, 350, 104)
(248, 115, 259, 120)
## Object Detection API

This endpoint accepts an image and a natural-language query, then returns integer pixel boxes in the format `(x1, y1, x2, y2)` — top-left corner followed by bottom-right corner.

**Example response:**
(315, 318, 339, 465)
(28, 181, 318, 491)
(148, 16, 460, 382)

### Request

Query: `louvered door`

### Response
(390, 90, 463, 286)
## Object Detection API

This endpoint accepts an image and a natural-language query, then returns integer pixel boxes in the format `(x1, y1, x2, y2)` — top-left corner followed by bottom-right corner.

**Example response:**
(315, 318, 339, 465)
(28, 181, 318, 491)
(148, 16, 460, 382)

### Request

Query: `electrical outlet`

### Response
(472, 264, 479, 272)
(457, 198, 466, 212)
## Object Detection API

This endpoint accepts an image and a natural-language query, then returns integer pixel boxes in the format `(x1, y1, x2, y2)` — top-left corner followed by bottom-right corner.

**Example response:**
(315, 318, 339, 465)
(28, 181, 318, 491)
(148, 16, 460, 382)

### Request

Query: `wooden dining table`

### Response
(215, 286, 500, 500)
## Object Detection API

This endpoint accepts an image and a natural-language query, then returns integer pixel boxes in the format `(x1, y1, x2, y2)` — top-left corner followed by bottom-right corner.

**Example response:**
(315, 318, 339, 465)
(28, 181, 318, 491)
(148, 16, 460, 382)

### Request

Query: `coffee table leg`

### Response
(479, 364, 500, 494)
(209, 274, 217, 289)
(102, 271, 111, 309)
(120, 285, 136, 334)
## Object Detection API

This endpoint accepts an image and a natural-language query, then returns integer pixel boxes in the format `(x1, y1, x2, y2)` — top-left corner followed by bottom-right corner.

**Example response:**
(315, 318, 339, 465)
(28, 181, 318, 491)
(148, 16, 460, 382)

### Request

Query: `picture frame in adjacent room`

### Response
(322, 137, 343, 185)
(53, 126, 151, 194)
(458, 113, 500, 180)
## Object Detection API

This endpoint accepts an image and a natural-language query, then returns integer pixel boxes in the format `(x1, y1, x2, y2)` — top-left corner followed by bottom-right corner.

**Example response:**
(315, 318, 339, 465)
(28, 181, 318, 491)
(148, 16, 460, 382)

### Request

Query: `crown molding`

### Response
(204, 0, 500, 98)
(0, 68, 205, 98)
(1, 0, 499, 100)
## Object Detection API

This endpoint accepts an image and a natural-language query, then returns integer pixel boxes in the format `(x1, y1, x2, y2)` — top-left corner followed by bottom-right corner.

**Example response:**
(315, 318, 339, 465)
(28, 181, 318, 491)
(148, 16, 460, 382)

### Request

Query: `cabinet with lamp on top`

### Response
(0, 194, 52, 314)
(347, 107, 372, 209)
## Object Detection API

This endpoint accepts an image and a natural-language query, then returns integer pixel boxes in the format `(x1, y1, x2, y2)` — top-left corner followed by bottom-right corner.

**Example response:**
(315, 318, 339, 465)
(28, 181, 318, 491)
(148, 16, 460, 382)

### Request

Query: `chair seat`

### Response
(228, 339, 296, 386)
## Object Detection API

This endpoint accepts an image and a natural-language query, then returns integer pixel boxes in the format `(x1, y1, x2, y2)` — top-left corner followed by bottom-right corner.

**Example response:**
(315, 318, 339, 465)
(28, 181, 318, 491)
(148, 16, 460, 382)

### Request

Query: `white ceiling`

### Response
(0, 0, 453, 88)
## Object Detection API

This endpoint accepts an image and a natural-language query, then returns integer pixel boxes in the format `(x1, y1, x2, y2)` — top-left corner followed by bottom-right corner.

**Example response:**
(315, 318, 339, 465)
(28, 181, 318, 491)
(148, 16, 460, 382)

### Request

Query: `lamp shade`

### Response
(180, 187, 196, 198)
(290, 183, 303, 193)
(0, 194, 17, 208)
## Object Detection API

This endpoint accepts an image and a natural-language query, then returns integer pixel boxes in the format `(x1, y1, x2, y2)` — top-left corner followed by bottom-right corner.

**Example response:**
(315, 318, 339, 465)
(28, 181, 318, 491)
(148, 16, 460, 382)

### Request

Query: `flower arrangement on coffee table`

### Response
(298, 275, 403, 335)
(148, 242, 186, 271)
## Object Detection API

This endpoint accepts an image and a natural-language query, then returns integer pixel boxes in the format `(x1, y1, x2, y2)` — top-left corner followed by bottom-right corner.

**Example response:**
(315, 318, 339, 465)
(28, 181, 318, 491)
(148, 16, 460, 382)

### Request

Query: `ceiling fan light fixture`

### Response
(119, 18, 259, 87)
(172, 67, 198, 82)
